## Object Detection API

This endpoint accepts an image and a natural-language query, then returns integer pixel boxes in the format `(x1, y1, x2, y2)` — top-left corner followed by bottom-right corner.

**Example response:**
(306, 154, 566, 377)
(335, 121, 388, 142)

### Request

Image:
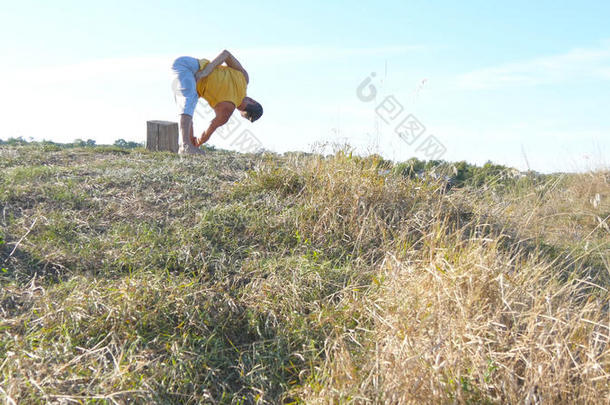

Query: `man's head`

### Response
(239, 97, 263, 122)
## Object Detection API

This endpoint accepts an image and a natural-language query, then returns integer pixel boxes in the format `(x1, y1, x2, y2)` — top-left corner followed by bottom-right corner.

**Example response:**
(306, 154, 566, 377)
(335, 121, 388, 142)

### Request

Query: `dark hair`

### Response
(245, 100, 263, 122)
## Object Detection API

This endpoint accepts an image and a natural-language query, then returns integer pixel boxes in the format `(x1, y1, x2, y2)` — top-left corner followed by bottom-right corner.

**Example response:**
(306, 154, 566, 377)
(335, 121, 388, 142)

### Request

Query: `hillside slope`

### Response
(1, 145, 609, 404)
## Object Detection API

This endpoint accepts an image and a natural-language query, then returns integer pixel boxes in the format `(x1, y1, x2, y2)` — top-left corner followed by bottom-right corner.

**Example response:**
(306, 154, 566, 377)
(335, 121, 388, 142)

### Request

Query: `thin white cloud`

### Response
(0, 45, 422, 86)
(0, 44, 422, 145)
(457, 42, 610, 89)
(236, 44, 424, 61)
(1, 56, 172, 85)
(596, 67, 610, 79)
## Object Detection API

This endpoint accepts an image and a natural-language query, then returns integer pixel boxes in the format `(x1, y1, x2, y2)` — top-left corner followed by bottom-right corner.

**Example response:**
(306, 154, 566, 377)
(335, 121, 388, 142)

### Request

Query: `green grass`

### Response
(0, 144, 608, 404)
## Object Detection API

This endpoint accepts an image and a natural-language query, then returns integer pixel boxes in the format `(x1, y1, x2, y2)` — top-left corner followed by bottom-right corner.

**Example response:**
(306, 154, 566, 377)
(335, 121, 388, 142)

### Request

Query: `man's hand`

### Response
(195, 64, 214, 82)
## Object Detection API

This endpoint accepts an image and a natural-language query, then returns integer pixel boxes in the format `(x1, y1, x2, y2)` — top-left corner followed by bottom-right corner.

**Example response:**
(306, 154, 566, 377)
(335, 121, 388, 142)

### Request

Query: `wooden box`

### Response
(146, 121, 179, 153)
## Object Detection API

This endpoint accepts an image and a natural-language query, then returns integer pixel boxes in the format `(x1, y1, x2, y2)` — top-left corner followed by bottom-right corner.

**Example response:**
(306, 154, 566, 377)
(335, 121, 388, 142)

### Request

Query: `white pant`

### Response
(171, 56, 199, 117)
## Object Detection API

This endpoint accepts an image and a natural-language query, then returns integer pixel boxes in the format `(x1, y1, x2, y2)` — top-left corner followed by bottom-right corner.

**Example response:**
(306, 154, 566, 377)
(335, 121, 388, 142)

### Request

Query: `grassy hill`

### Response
(1, 144, 608, 404)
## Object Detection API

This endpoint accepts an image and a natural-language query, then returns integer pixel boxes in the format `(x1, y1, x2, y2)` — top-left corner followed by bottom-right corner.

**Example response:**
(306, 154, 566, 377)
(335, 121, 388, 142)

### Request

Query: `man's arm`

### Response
(196, 102, 235, 146)
(195, 50, 249, 84)
(223, 51, 249, 84)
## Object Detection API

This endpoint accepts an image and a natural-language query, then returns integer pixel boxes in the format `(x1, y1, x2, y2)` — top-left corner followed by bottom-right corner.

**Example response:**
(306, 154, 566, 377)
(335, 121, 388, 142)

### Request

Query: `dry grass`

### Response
(0, 145, 608, 403)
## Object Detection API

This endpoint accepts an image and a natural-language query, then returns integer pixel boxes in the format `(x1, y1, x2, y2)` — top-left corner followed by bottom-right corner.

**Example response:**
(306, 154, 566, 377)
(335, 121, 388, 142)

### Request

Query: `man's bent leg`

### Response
(171, 57, 204, 155)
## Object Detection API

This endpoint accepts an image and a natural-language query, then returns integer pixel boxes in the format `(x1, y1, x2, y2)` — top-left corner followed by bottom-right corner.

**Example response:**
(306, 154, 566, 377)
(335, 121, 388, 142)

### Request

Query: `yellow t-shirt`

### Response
(196, 58, 247, 108)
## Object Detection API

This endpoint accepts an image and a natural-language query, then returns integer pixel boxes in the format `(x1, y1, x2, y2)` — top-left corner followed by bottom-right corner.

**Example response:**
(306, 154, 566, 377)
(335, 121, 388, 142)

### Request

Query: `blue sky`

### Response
(1, 0, 608, 172)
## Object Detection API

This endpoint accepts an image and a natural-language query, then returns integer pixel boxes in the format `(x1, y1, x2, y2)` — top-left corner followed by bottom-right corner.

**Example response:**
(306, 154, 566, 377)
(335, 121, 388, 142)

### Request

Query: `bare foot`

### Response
(178, 144, 205, 155)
